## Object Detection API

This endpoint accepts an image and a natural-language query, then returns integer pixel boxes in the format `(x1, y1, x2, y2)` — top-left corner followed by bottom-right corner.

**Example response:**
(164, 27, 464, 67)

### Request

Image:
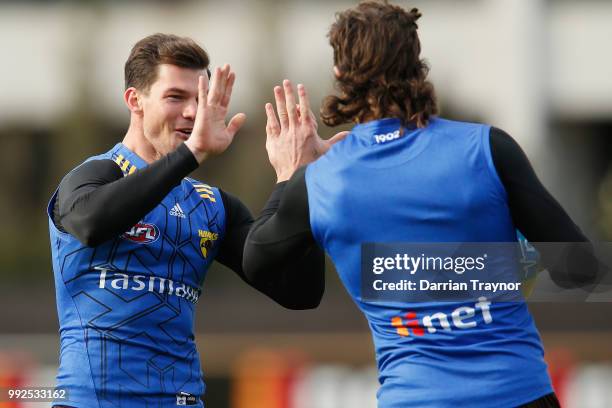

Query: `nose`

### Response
(183, 99, 197, 120)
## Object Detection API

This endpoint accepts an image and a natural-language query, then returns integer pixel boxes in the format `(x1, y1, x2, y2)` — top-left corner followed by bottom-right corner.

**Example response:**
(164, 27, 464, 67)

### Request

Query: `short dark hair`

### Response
(124, 33, 210, 92)
(321, 1, 438, 128)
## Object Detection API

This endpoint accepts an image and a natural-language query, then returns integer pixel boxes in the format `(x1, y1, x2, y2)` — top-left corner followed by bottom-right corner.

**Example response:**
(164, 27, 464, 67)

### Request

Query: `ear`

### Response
(333, 65, 341, 78)
(124, 87, 143, 113)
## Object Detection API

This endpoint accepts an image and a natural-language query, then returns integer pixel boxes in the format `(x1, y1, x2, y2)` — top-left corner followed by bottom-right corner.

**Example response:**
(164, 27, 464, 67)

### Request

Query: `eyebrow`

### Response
(163, 88, 191, 95)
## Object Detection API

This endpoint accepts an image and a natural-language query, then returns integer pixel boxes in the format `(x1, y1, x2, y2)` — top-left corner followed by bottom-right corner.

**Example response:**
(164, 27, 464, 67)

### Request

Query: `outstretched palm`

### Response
(186, 64, 246, 162)
(265, 80, 348, 182)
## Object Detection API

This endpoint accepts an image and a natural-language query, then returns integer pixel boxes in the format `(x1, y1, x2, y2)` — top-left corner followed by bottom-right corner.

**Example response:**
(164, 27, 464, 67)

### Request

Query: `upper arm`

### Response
(55, 159, 123, 229)
(489, 127, 588, 242)
(214, 189, 254, 276)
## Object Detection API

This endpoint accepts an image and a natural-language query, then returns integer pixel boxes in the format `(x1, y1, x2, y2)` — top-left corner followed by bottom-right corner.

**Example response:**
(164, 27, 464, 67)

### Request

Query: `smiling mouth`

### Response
(176, 128, 193, 139)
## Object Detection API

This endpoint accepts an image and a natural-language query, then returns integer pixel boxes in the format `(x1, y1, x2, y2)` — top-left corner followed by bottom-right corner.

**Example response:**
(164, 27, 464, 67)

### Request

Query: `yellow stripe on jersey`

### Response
(114, 154, 135, 175)
(189, 181, 216, 202)
(199, 194, 216, 203)
(120, 160, 130, 172)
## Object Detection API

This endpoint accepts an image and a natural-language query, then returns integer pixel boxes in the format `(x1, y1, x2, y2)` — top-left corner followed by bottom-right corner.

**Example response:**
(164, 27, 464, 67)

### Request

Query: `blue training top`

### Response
(305, 118, 553, 407)
(47, 143, 225, 407)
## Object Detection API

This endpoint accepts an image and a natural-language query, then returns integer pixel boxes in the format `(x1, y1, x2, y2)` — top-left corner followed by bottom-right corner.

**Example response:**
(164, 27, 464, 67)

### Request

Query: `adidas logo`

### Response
(169, 203, 186, 218)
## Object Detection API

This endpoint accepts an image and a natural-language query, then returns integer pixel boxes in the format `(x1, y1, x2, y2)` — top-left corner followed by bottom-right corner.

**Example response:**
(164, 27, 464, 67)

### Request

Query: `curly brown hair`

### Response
(321, 1, 438, 128)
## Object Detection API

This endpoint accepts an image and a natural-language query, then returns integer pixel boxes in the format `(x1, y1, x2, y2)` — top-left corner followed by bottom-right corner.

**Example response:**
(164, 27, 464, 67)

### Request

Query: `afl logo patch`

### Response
(122, 222, 160, 244)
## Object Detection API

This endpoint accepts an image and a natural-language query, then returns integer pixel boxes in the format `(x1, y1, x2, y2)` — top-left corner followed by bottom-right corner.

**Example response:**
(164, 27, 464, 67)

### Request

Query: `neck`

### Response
(122, 121, 158, 164)
(356, 114, 422, 129)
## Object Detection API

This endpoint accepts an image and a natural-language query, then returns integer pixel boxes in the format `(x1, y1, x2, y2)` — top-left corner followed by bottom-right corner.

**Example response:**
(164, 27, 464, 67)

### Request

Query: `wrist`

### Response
(276, 170, 294, 183)
(184, 140, 209, 164)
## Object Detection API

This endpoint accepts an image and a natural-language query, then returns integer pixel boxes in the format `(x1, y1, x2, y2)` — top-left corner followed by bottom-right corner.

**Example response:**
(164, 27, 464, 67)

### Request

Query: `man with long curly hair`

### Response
(244, 1, 599, 407)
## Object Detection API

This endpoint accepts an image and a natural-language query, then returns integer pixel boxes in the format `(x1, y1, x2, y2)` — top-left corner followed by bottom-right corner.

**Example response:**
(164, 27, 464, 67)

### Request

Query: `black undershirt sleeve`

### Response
(54, 144, 322, 308)
(489, 127, 602, 286)
(55, 143, 198, 246)
(243, 166, 325, 309)
(243, 128, 603, 294)
(215, 189, 253, 276)
(489, 127, 588, 242)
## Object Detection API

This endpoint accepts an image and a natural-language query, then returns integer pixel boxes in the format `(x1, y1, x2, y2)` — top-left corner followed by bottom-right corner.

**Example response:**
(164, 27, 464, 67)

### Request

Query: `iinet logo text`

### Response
(373, 129, 402, 144)
(391, 297, 492, 337)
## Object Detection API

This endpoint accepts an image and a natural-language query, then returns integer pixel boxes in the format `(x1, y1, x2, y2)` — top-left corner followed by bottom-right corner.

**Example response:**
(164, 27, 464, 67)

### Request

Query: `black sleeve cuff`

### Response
(174, 143, 200, 174)
(260, 181, 288, 216)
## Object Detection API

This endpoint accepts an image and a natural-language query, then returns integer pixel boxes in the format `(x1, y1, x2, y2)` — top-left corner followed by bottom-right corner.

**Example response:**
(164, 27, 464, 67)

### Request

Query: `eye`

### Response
(167, 95, 183, 101)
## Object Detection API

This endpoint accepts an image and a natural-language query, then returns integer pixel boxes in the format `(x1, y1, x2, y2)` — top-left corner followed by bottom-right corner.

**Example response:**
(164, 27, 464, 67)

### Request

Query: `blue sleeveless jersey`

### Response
(305, 118, 553, 407)
(47, 143, 225, 407)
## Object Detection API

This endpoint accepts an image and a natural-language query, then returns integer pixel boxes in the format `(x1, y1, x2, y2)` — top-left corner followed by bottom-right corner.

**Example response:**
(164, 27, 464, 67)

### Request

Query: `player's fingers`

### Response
(197, 75, 208, 112)
(208, 67, 222, 104)
(328, 131, 350, 145)
(226, 112, 247, 138)
(308, 107, 318, 130)
(265, 103, 280, 136)
(283, 79, 298, 127)
(297, 83, 311, 124)
(274, 86, 289, 129)
(218, 64, 229, 98)
(221, 71, 235, 108)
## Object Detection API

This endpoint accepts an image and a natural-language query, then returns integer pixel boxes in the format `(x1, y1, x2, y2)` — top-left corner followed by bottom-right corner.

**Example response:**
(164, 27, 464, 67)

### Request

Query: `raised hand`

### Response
(265, 79, 348, 182)
(185, 64, 247, 163)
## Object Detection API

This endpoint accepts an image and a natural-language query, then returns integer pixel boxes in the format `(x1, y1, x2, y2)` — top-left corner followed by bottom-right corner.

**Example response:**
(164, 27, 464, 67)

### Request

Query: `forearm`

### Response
(58, 144, 198, 246)
(244, 170, 325, 309)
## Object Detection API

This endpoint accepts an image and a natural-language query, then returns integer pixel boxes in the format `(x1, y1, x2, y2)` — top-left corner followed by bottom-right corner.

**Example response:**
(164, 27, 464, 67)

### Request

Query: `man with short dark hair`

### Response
(47, 33, 323, 407)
